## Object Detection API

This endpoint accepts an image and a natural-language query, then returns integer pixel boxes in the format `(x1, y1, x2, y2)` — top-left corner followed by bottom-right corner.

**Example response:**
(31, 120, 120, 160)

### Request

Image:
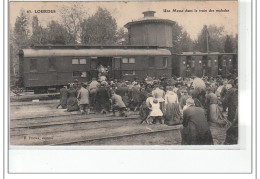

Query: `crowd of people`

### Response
(56, 74, 238, 145)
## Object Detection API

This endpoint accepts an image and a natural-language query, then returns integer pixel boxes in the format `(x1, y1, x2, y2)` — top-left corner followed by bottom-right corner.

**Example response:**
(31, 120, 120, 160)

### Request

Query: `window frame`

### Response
(129, 58, 136, 64)
(122, 70, 136, 76)
(72, 71, 88, 78)
(79, 58, 87, 64)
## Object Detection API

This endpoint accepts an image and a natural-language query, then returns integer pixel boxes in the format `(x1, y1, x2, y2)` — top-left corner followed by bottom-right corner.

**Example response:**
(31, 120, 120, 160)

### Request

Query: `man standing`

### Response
(223, 79, 238, 122)
(181, 98, 213, 145)
(88, 77, 100, 110)
(77, 83, 90, 114)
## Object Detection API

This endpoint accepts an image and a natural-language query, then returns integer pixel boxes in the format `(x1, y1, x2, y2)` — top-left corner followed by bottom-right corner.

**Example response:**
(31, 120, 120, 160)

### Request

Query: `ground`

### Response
(10, 99, 229, 146)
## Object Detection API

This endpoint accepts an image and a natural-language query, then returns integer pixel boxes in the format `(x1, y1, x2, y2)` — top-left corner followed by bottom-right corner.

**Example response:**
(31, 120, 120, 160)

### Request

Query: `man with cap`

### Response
(77, 83, 90, 114)
(181, 98, 213, 145)
(110, 91, 127, 117)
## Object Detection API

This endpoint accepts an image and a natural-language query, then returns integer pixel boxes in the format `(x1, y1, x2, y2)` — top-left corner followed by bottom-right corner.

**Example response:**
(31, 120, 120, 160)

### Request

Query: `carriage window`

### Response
(72, 59, 79, 64)
(48, 58, 56, 71)
(73, 71, 87, 77)
(73, 71, 81, 77)
(81, 72, 87, 77)
(122, 70, 135, 76)
(122, 58, 128, 63)
(148, 57, 155, 67)
(79, 58, 87, 64)
(163, 57, 168, 68)
(30, 59, 37, 72)
(129, 58, 135, 64)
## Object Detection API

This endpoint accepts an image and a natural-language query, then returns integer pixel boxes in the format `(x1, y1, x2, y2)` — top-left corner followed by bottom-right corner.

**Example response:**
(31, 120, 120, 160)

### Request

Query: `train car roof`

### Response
(20, 48, 172, 57)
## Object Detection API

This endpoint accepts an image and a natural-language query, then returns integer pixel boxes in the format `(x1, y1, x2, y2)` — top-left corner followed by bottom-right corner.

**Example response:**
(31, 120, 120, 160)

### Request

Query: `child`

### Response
(149, 98, 164, 124)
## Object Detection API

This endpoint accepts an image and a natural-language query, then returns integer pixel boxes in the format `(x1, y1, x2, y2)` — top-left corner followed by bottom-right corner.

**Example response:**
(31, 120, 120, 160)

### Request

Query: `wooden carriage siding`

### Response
(18, 46, 172, 89)
(172, 52, 238, 78)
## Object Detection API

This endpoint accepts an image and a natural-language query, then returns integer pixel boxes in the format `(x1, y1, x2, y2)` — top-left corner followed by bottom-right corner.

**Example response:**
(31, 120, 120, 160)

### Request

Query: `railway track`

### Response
(10, 108, 183, 145)
(10, 100, 226, 145)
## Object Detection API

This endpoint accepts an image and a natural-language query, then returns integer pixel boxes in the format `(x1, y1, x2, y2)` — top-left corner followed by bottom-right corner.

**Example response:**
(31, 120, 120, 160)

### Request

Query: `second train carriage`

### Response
(172, 52, 238, 78)
(18, 45, 172, 92)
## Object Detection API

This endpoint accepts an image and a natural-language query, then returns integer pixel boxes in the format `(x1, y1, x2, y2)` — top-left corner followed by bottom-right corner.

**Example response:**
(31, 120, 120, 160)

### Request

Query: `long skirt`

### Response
(67, 97, 79, 112)
(139, 103, 150, 121)
(208, 104, 227, 127)
(165, 102, 182, 125)
(181, 122, 213, 145)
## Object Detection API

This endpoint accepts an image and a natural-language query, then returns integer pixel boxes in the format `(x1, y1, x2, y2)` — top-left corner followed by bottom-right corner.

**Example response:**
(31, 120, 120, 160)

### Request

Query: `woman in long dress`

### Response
(206, 88, 230, 127)
(164, 87, 182, 125)
(66, 84, 79, 112)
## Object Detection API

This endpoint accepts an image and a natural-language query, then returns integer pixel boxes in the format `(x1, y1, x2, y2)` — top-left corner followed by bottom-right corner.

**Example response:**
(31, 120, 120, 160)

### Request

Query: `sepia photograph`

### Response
(9, 1, 238, 146)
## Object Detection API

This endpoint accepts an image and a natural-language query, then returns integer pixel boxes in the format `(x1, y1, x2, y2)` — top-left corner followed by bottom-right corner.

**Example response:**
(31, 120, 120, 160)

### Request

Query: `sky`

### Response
(9, 1, 238, 40)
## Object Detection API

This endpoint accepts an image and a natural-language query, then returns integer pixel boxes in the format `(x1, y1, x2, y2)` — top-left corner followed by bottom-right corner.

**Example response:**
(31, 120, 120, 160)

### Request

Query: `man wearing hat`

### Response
(77, 83, 90, 114)
(110, 91, 127, 117)
(181, 98, 213, 145)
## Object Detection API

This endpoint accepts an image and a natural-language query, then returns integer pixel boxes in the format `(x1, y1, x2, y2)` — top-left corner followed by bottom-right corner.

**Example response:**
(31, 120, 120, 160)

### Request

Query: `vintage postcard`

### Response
(6, 0, 256, 175)
(9, 1, 239, 147)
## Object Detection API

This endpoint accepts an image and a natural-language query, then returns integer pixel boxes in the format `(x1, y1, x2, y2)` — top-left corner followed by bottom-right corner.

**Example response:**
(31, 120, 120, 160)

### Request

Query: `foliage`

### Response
(224, 35, 234, 53)
(30, 16, 48, 45)
(195, 25, 226, 53)
(46, 21, 75, 45)
(14, 10, 30, 48)
(80, 7, 118, 45)
(59, 3, 88, 43)
(172, 22, 194, 53)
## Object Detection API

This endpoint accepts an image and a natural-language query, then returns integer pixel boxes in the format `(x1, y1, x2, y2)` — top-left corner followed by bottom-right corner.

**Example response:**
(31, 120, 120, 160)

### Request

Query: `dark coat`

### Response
(59, 87, 68, 108)
(182, 106, 213, 145)
(67, 88, 79, 112)
(223, 88, 238, 122)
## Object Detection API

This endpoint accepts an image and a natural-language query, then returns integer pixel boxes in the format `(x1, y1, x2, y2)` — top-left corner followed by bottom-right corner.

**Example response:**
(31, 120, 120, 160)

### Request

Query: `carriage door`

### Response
(113, 57, 121, 79)
(90, 57, 98, 79)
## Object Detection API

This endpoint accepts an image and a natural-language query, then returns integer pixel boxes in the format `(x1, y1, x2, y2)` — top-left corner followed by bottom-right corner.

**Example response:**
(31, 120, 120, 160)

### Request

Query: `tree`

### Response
(80, 7, 118, 45)
(59, 3, 88, 43)
(14, 10, 30, 48)
(115, 27, 129, 45)
(171, 22, 194, 53)
(46, 21, 75, 44)
(30, 16, 48, 45)
(224, 35, 234, 53)
(195, 25, 226, 53)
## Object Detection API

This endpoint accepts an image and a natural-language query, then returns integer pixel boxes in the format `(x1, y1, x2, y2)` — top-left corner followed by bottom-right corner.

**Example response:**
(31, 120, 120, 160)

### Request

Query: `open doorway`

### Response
(96, 57, 113, 80)
(97, 57, 112, 68)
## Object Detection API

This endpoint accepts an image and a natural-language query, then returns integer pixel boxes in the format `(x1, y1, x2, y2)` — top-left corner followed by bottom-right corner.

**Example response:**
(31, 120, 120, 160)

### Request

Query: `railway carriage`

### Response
(18, 45, 172, 92)
(172, 52, 238, 78)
